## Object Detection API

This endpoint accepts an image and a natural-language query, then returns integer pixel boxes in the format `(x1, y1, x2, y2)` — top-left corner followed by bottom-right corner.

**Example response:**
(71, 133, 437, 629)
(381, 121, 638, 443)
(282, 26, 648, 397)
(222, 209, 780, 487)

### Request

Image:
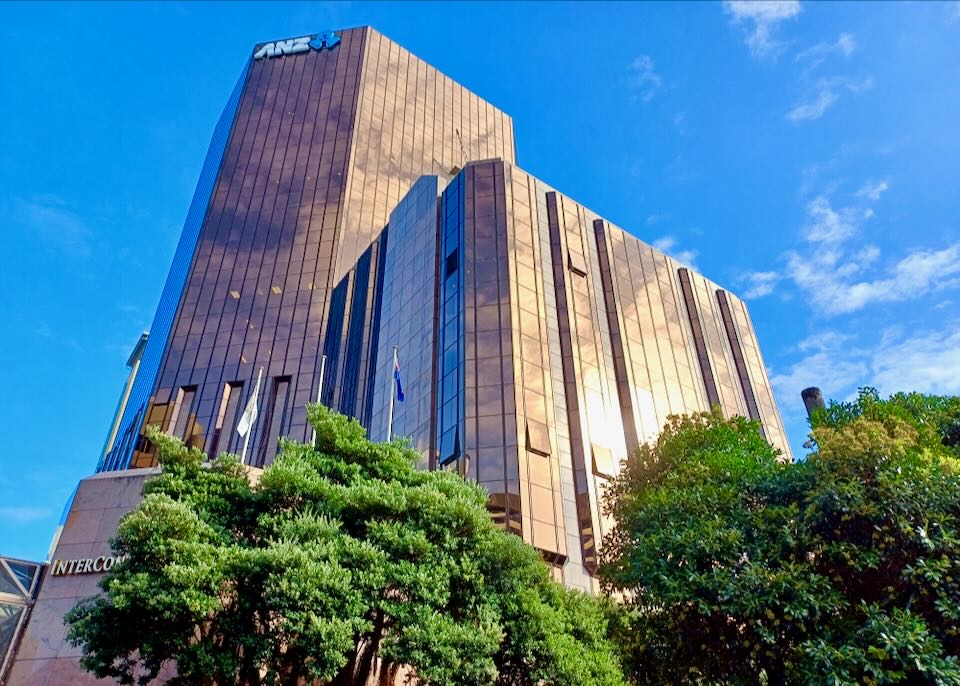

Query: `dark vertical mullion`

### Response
(677, 268, 721, 409)
(426, 197, 443, 469)
(716, 290, 762, 422)
(362, 229, 390, 428)
(547, 192, 597, 572)
(592, 220, 640, 453)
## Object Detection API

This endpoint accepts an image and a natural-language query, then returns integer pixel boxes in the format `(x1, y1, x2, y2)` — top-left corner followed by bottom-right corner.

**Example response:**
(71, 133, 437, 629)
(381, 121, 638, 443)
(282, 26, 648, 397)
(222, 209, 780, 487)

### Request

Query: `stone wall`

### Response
(6, 469, 168, 685)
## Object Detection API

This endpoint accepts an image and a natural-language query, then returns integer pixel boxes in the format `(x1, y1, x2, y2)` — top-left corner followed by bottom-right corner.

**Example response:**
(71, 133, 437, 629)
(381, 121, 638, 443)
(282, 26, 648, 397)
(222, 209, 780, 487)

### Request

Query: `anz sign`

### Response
(253, 31, 341, 60)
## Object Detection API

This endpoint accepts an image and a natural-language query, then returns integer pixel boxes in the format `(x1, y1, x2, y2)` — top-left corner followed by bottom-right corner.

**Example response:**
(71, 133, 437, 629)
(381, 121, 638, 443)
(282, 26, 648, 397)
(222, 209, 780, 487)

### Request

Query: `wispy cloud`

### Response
(740, 178, 959, 315)
(772, 323, 960, 417)
(795, 32, 856, 74)
(786, 30, 870, 123)
(723, 0, 802, 59)
(653, 235, 699, 269)
(787, 76, 873, 122)
(0, 506, 53, 524)
(653, 236, 677, 252)
(12, 196, 94, 259)
(796, 330, 852, 353)
(787, 89, 837, 122)
(627, 55, 661, 103)
(771, 341, 868, 415)
(787, 243, 960, 316)
(741, 270, 781, 298)
(673, 111, 688, 135)
(803, 195, 864, 242)
(856, 180, 889, 201)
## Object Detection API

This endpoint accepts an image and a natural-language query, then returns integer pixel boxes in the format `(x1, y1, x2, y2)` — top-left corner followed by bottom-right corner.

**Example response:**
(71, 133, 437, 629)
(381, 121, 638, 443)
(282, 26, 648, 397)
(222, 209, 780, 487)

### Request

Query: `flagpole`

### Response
(311, 354, 326, 444)
(387, 345, 398, 442)
(240, 367, 263, 463)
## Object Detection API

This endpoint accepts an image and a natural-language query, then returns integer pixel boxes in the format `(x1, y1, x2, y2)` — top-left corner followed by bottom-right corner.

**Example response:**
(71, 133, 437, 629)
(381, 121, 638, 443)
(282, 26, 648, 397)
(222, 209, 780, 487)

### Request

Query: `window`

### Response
(568, 250, 588, 277)
(209, 381, 243, 457)
(526, 419, 551, 456)
(591, 443, 615, 478)
(445, 248, 458, 278)
(168, 386, 201, 447)
(254, 377, 291, 468)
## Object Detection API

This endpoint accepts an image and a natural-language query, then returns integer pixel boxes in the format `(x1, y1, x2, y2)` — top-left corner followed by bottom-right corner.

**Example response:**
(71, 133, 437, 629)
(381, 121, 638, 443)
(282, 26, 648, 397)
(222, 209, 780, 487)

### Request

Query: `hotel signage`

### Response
(253, 31, 341, 60)
(50, 555, 128, 576)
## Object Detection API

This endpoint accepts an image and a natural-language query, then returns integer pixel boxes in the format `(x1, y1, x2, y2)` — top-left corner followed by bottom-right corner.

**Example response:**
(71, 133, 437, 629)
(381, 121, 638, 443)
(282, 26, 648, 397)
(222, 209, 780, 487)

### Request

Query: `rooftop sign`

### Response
(253, 31, 341, 60)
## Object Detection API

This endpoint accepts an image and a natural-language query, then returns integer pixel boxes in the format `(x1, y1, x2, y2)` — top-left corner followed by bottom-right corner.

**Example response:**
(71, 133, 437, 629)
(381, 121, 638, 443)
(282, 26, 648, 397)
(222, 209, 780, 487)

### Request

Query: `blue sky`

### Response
(2, 1, 959, 561)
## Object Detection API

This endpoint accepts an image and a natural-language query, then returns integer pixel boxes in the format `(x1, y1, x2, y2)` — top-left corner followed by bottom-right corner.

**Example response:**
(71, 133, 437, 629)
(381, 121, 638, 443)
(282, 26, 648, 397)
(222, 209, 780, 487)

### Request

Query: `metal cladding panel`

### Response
(99, 59, 251, 472)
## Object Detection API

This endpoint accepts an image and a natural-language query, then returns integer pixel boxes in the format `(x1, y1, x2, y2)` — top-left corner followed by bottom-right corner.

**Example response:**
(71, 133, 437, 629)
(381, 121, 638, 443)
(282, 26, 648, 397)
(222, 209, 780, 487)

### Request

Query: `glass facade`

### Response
(93, 26, 789, 588)
(100, 27, 515, 470)
(326, 159, 789, 588)
(0, 556, 41, 681)
(367, 175, 445, 466)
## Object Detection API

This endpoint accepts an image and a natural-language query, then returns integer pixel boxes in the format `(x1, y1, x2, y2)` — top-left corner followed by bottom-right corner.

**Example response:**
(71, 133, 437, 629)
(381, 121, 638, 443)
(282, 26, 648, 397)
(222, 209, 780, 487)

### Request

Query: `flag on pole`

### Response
(393, 347, 405, 403)
(237, 368, 263, 438)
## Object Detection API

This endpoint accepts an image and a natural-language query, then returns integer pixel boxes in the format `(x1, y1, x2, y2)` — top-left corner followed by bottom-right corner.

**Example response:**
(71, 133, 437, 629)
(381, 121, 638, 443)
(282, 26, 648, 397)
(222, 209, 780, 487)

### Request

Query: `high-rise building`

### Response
(327, 159, 789, 589)
(96, 24, 789, 585)
(6, 26, 789, 684)
(100, 26, 515, 472)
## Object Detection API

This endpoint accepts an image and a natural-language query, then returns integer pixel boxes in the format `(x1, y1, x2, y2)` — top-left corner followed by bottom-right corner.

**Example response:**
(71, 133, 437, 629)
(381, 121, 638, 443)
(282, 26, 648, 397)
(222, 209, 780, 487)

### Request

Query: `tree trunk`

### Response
(355, 611, 385, 686)
(332, 644, 361, 686)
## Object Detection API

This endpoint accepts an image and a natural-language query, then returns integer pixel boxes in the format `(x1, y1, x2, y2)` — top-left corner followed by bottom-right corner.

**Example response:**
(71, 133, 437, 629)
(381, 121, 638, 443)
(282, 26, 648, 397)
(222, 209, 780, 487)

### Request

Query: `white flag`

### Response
(237, 368, 263, 438)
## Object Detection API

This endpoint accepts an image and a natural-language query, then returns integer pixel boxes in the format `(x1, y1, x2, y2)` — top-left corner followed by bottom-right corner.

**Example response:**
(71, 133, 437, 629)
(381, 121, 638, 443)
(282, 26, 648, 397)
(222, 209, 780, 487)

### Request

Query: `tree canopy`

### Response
(66, 405, 626, 686)
(600, 389, 960, 686)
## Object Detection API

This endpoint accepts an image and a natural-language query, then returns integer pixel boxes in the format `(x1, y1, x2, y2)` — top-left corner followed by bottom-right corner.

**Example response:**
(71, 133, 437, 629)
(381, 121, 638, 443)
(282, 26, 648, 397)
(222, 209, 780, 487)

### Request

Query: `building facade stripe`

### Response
(677, 267, 722, 409)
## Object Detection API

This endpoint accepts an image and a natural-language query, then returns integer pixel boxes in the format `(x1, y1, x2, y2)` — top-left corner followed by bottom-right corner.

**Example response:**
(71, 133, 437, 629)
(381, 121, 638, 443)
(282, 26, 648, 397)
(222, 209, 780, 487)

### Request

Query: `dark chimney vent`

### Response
(801, 387, 825, 418)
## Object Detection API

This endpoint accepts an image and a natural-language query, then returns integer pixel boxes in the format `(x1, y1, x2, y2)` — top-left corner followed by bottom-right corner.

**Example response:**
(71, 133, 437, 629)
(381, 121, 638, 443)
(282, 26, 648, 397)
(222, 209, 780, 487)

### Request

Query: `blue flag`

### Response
(393, 355, 405, 403)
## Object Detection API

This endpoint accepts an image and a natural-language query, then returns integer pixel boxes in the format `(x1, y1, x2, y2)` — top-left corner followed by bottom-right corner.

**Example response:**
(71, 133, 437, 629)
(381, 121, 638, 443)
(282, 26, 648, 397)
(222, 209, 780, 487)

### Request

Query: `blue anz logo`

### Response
(309, 31, 341, 50)
(253, 31, 341, 60)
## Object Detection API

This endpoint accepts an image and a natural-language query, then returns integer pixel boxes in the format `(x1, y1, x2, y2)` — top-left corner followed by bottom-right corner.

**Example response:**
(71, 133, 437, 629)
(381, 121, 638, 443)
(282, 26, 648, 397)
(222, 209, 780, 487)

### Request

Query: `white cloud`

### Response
(772, 324, 960, 417)
(724, 0, 802, 58)
(788, 30, 870, 123)
(796, 330, 851, 353)
(652, 236, 676, 251)
(771, 347, 868, 413)
(787, 89, 838, 121)
(13, 197, 93, 259)
(795, 32, 856, 73)
(787, 243, 960, 316)
(835, 33, 856, 56)
(747, 180, 959, 316)
(803, 195, 861, 242)
(741, 271, 781, 298)
(0, 506, 52, 524)
(787, 77, 873, 122)
(872, 327, 960, 395)
(627, 55, 661, 103)
(673, 111, 688, 134)
(652, 235, 698, 269)
(856, 180, 889, 200)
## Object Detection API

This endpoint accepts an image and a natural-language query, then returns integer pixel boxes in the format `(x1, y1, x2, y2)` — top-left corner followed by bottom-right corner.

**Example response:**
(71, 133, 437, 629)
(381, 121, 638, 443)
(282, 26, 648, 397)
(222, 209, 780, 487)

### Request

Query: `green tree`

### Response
(600, 390, 960, 686)
(66, 405, 626, 686)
